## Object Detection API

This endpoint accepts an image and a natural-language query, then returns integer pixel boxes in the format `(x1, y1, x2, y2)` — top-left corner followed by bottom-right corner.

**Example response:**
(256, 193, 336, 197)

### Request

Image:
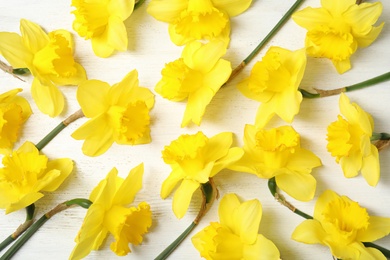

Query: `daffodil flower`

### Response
(0, 19, 87, 117)
(0, 141, 73, 214)
(229, 125, 322, 201)
(147, 0, 252, 46)
(292, 0, 384, 74)
(155, 40, 231, 127)
(192, 193, 280, 260)
(0, 89, 32, 154)
(292, 189, 390, 259)
(70, 163, 152, 259)
(71, 70, 155, 157)
(71, 0, 135, 57)
(237, 47, 306, 128)
(161, 131, 243, 218)
(327, 93, 380, 186)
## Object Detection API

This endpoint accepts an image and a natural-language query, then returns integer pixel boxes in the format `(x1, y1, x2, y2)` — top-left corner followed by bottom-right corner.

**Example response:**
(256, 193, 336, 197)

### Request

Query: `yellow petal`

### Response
(313, 189, 339, 222)
(292, 7, 331, 31)
(211, 147, 243, 177)
(321, 0, 355, 14)
(147, 0, 187, 23)
(355, 22, 384, 48)
(202, 132, 232, 160)
(333, 58, 351, 74)
(274, 88, 303, 123)
(48, 62, 87, 86)
(276, 171, 316, 201)
(161, 166, 184, 199)
(91, 31, 115, 58)
(77, 79, 110, 118)
(89, 168, 118, 203)
(113, 163, 144, 205)
(339, 93, 372, 134)
(40, 158, 73, 192)
(243, 234, 280, 260)
(20, 19, 49, 54)
(172, 179, 199, 218)
(5, 192, 44, 214)
(107, 16, 128, 52)
(212, 0, 252, 17)
(189, 40, 227, 73)
(0, 32, 32, 68)
(109, 0, 135, 20)
(181, 87, 214, 127)
(286, 148, 322, 175)
(339, 150, 362, 178)
(218, 193, 241, 228)
(361, 145, 380, 186)
(31, 78, 64, 117)
(254, 102, 275, 129)
(356, 216, 390, 242)
(291, 219, 327, 244)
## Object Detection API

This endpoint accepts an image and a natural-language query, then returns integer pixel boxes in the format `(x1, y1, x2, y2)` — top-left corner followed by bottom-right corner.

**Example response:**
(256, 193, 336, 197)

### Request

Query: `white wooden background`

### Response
(1, 0, 389, 259)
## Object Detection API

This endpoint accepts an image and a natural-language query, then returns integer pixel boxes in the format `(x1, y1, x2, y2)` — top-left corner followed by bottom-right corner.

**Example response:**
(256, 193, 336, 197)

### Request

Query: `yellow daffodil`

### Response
(0, 19, 87, 117)
(327, 93, 379, 186)
(292, 0, 384, 74)
(0, 141, 73, 214)
(161, 131, 243, 218)
(237, 47, 306, 128)
(70, 163, 152, 259)
(71, 0, 135, 58)
(192, 193, 280, 260)
(147, 0, 251, 46)
(292, 189, 390, 259)
(0, 89, 32, 154)
(71, 70, 154, 157)
(155, 40, 231, 127)
(229, 125, 321, 201)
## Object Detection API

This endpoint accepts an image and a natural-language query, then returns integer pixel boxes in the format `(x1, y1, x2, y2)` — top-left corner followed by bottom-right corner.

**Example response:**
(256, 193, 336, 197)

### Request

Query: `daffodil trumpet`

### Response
(155, 179, 218, 260)
(300, 71, 390, 99)
(225, 0, 305, 85)
(268, 178, 390, 258)
(0, 199, 91, 260)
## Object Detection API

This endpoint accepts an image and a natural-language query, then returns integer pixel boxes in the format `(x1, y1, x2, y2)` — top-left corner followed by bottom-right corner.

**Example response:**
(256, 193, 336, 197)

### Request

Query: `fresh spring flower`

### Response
(292, 0, 384, 74)
(0, 141, 73, 214)
(0, 89, 32, 154)
(71, 70, 155, 157)
(147, 0, 252, 46)
(0, 19, 87, 117)
(292, 189, 390, 259)
(192, 193, 280, 260)
(71, 0, 135, 57)
(228, 125, 322, 201)
(327, 93, 379, 186)
(161, 131, 243, 218)
(155, 40, 231, 127)
(237, 46, 306, 128)
(70, 163, 152, 259)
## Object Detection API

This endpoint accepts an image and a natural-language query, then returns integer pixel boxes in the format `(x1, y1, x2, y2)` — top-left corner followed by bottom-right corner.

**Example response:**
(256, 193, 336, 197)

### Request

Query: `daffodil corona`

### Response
(161, 131, 243, 218)
(71, 70, 155, 157)
(229, 125, 322, 201)
(327, 93, 380, 186)
(192, 193, 280, 260)
(70, 164, 152, 259)
(0, 141, 73, 214)
(292, 0, 384, 74)
(292, 190, 390, 259)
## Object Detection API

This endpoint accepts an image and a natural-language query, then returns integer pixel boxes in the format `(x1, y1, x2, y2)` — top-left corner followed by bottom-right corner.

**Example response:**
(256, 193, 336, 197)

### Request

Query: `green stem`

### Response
(363, 242, 390, 258)
(154, 222, 197, 260)
(0, 199, 91, 260)
(371, 132, 390, 141)
(226, 0, 305, 84)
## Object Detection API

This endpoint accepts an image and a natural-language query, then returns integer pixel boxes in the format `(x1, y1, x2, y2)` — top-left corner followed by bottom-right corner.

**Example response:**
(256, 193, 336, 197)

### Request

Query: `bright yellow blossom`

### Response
(147, 0, 251, 46)
(0, 19, 87, 117)
(192, 193, 280, 260)
(237, 47, 306, 128)
(229, 125, 321, 201)
(0, 89, 32, 154)
(161, 131, 243, 218)
(327, 93, 379, 186)
(292, 189, 390, 259)
(71, 0, 135, 57)
(70, 163, 152, 259)
(71, 70, 154, 157)
(0, 141, 73, 214)
(292, 0, 384, 74)
(155, 40, 231, 127)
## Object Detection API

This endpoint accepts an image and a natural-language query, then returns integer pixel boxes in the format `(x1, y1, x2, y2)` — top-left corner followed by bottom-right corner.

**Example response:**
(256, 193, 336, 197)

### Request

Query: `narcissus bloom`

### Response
(292, 0, 384, 74)
(155, 40, 231, 127)
(71, 70, 154, 157)
(0, 141, 73, 214)
(229, 125, 321, 201)
(70, 164, 152, 259)
(147, 0, 252, 46)
(0, 19, 87, 117)
(71, 0, 135, 57)
(292, 189, 390, 259)
(192, 193, 280, 260)
(161, 131, 243, 218)
(0, 89, 32, 154)
(327, 93, 379, 186)
(237, 47, 306, 128)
